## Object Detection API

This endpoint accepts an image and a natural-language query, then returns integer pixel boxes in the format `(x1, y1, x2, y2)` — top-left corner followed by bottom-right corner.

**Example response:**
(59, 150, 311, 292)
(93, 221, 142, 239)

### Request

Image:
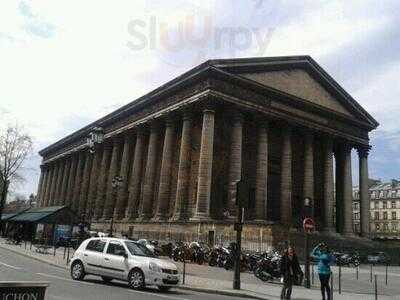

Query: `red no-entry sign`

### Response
(303, 217, 315, 233)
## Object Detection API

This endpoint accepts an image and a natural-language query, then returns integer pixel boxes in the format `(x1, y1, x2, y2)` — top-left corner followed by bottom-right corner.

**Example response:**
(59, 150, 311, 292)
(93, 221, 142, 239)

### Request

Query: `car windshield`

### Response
(124, 241, 156, 257)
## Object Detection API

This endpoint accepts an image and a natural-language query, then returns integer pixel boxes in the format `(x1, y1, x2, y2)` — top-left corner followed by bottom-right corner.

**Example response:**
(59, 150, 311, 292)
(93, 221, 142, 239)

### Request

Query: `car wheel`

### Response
(101, 276, 113, 283)
(71, 261, 85, 281)
(128, 269, 145, 290)
(158, 286, 171, 292)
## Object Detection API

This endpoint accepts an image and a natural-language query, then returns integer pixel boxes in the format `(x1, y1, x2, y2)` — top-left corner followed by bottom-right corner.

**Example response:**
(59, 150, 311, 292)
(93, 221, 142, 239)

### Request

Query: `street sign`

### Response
(303, 217, 315, 233)
(0, 282, 49, 300)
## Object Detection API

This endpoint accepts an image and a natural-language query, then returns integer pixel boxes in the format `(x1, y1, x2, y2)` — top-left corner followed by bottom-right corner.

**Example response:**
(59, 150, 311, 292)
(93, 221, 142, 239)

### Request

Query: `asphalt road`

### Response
(0, 248, 243, 300)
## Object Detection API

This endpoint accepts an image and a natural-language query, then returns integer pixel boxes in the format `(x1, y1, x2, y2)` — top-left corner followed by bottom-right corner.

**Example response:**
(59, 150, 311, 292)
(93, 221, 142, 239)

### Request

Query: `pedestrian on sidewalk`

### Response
(311, 243, 335, 300)
(280, 245, 302, 300)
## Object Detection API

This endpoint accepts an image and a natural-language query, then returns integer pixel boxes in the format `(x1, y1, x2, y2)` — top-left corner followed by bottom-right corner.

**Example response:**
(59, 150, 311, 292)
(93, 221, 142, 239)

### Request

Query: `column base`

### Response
(122, 216, 136, 223)
(171, 213, 189, 222)
(190, 212, 210, 222)
(136, 214, 152, 222)
(113, 213, 124, 222)
(152, 214, 168, 222)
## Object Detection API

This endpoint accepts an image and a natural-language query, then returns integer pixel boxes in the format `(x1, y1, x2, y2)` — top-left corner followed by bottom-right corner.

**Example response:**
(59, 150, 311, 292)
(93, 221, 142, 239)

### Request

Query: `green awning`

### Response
(8, 206, 79, 225)
(1, 213, 19, 221)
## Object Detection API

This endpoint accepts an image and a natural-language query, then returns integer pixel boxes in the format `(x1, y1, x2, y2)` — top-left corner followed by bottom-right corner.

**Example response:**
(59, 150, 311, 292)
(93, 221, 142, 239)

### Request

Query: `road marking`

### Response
(0, 261, 22, 270)
(129, 289, 192, 300)
(36, 273, 96, 286)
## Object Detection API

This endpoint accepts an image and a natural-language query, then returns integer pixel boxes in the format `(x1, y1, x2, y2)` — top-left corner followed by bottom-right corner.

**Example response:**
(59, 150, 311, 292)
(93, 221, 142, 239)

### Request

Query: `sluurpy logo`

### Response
(126, 0, 276, 68)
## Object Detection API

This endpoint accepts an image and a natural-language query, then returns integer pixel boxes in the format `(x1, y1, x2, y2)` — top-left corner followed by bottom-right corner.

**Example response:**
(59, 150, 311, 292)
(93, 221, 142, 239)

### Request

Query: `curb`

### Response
(176, 285, 271, 300)
(0, 244, 68, 270)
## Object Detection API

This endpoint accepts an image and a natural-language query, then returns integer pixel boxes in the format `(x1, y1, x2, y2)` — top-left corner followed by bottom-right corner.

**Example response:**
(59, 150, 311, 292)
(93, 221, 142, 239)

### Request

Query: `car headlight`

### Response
(149, 262, 162, 273)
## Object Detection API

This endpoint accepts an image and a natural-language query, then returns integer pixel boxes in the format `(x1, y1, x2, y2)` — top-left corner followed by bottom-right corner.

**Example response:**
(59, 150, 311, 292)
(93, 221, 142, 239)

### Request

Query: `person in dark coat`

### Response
(280, 246, 303, 300)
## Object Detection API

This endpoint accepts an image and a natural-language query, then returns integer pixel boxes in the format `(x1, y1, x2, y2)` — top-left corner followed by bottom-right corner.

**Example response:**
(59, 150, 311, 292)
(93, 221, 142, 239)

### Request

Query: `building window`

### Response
(392, 212, 396, 220)
(393, 223, 397, 231)
(383, 212, 388, 220)
(380, 191, 385, 198)
(376, 223, 381, 231)
(375, 201, 379, 209)
(384, 223, 389, 231)
(392, 201, 397, 209)
(371, 192, 376, 199)
(375, 212, 379, 220)
(397, 190, 400, 197)
(354, 212, 360, 220)
(392, 191, 397, 198)
(383, 201, 387, 209)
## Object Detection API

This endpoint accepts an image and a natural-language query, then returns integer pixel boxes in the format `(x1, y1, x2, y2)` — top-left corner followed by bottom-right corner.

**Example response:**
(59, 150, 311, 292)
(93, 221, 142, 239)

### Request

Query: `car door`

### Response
(102, 241, 129, 280)
(82, 239, 107, 276)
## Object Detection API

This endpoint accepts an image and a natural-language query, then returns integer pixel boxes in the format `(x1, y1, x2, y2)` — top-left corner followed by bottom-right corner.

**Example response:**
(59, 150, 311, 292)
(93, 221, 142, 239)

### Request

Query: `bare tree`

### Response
(0, 124, 33, 232)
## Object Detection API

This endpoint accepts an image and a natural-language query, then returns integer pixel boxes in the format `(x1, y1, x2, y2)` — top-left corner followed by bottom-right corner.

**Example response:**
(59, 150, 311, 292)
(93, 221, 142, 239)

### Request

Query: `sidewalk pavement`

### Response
(0, 239, 394, 300)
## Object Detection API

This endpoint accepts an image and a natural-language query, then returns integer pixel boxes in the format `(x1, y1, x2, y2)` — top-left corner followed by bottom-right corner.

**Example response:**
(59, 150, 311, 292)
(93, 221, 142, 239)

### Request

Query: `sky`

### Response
(0, 0, 399, 198)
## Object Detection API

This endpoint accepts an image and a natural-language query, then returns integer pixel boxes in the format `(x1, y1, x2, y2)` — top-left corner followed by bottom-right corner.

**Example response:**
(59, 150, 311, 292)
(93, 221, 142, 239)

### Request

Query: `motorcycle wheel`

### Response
(209, 258, 217, 267)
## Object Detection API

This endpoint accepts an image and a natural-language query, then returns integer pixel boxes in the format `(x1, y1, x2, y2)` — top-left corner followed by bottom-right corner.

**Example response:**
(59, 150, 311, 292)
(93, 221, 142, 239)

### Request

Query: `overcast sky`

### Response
(1, 0, 399, 198)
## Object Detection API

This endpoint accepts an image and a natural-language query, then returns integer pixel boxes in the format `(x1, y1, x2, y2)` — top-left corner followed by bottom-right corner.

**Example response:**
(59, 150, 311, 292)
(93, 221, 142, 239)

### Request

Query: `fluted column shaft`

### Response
(78, 152, 93, 216)
(72, 152, 85, 212)
(65, 154, 78, 207)
(280, 125, 292, 225)
(342, 145, 354, 235)
(173, 114, 192, 220)
(303, 132, 314, 213)
(140, 124, 160, 220)
(59, 158, 71, 205)
(86, 147, 102, 220)
(227, 112, 243, 218)
(114, 134, 132, 220)
(49, 162, 60, 206)
(125, 129, 145, 220)
(40, 167, 50, 207)
(254, 122, 268, 220)
(335, 149, 344, 233)
(36, 166, 45, 207)
(358, 147, 370, 237)
(154, 119, 176, 220)
(103, 138, 122, 220)
(94, 144, 112, 220)
(192, 108, 215, 220)
(44, 165, 54, 206)
(55, 160, 65, 205)
(323, 137, 335, 232)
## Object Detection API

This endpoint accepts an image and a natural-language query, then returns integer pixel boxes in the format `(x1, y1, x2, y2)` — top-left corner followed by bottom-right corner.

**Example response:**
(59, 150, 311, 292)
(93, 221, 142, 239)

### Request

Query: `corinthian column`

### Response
(94, 143, 112, 220)
(358, 146, 370, 237)
(49, 161, 60, 206)
(36, 166, 45, 207)
(154, 118, 176, 221)
(125, 128, 146, 220)
(55, 159, 65, 205)
(323, 137, 335, 232)
(140, 123, 160, 220)
(44, 164, 55, 206)
(280, 125, 292, 226)
(103, 137, 122, 220)
(114, 133, 133, 220)
(254, 122, 268, 221)
(78, 152, 93, 215)
(40, 166, 49, 207)
(72, 152, 85, 212)
(342, 144, 354, 236)
(59, 157, 71, 205)
(65, 154, 78, 207)
(173, 113, 192, 220)
(192, 107, 215, 221)
(86, 146, 102, 220)
(227, 111, 243, 219)
(303, 131, 314, 214)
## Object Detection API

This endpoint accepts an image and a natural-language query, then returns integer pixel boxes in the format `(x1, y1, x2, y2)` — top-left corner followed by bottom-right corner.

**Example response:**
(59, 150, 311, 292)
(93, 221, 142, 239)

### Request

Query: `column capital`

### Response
(228, 109, 244, 123)
(357, 145, 371, 158)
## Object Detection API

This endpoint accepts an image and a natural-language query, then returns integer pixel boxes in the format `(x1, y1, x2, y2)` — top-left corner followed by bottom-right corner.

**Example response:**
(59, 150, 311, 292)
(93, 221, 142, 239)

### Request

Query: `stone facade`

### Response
(37, 56, 378, 248)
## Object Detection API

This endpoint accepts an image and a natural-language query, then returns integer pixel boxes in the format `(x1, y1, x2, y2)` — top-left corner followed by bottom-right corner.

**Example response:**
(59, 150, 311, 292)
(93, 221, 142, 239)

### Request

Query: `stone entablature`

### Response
(37, 56, 378, 243)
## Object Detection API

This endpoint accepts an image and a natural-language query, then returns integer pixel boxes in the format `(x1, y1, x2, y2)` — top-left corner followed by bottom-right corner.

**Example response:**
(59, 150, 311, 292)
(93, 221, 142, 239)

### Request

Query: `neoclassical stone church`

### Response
(37, 56, 378, 247)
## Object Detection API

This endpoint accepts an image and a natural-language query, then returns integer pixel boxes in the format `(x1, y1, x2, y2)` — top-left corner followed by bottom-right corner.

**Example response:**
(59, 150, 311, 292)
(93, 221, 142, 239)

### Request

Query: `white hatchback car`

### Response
(69, 237, 179, 291)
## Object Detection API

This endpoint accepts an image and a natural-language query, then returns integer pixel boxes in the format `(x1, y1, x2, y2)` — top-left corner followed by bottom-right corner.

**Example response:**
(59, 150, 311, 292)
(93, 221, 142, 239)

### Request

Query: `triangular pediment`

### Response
(240, 69, 352, 116)
(209, 56, 378, 128)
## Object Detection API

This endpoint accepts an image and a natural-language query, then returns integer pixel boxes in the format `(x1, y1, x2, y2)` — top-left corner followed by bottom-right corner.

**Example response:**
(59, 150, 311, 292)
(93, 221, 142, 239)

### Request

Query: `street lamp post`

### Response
(109, 175, 123, 237)
(303, 197, 314, 289)
(84, 126, 104, 230)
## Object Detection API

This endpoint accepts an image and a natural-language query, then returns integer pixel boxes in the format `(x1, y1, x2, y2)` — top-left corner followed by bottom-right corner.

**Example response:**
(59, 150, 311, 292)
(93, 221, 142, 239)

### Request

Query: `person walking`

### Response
(311, 243, 335, 300)
(280, 246, 302, 300)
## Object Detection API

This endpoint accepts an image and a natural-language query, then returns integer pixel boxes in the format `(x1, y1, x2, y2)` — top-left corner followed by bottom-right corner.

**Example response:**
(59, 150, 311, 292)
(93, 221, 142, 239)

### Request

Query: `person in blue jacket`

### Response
(311, 243, 335, 300)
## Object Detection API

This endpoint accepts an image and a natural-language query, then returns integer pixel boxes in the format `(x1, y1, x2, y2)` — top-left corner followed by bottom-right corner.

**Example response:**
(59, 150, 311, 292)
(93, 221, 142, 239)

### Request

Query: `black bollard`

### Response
(338, 264, 342, 294)
(374, 274, 378, 300)
(24, 240, 27, 249)
(370, 264, 373, 282)
(386, 263, 388, 285)
(66, 246, 70, 265)
(311, 263, 314, 285)
(63, 246, 66, 260)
